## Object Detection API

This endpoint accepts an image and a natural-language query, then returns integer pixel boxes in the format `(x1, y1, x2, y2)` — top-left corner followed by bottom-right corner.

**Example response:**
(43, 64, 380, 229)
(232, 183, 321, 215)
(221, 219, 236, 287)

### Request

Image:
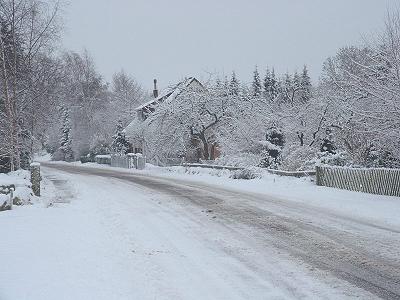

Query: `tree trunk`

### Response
(297, 132, 304, 146)
(199, 132, 210, 160)
(0, 30, 16, 171)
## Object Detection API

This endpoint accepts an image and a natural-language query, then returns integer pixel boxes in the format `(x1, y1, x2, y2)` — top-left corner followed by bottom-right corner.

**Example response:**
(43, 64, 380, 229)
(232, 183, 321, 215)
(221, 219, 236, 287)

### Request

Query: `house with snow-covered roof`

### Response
(124, 77, 206, 160)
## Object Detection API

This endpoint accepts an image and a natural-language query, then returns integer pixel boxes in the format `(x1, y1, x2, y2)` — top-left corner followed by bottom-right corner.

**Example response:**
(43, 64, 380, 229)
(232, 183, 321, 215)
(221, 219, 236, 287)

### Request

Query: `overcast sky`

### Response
(62, 0, 398, 90)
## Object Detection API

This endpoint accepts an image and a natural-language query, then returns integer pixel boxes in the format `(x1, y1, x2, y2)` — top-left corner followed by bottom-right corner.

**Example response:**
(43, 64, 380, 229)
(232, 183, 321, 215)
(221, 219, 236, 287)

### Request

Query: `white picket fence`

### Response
(316, 166, 400, 197)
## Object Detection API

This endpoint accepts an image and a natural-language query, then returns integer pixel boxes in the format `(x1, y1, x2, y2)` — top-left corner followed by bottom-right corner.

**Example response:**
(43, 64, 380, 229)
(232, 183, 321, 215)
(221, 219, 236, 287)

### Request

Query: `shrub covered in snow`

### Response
(316, 151, 349, 167)
(176, 166, 231, 177)
(280, 145, 318, 171)
(230, 168, 262, 180)
(214, 153, 263, 168)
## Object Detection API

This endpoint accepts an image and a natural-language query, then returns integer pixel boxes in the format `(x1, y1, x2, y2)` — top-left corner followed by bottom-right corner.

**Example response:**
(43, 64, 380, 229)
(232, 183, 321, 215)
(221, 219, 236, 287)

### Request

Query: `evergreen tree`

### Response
(215, 77, 222, 88)
(223, 76, 230, 96)
(59, 107, 74, 161)
(229, 71, 239, 95)
(320, 128, 336, 154)
(263, 68, 271, 100)
(293, 71, 300, 91)
(111, 120, 130, 155)
(252, 66, 262, 97)
(269, 68, 279, 100)
(282, 72, 292, 103)
(259, 126, 284, 169)
(300, 65, 312, 102)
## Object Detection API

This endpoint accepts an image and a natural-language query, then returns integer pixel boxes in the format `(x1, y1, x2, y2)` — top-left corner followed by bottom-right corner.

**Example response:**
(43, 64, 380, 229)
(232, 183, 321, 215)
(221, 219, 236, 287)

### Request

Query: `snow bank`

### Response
(0, 194, 9, 208)
(0, 170, 35, 207)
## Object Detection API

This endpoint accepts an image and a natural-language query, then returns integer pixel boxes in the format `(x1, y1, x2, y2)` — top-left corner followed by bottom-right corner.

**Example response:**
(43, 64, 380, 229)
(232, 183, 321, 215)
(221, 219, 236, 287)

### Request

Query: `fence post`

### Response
(315, 166, 321, 186)
(30, 162, 41, 197)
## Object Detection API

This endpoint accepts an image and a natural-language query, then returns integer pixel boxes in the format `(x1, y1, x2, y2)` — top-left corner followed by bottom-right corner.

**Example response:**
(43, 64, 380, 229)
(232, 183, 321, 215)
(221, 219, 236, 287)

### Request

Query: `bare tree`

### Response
(321, 9, 400, 166)
(111, 70, 145, 125)
(0, 0, 62, 170)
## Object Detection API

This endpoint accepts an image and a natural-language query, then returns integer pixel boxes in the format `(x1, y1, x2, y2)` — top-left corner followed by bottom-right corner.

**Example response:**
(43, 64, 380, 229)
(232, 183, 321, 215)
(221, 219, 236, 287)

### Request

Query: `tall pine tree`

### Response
(300, 65, 312, 103)
(252, 66, 262, 97)
(263, 68, 271, 100)
(269, 68, 279, 100)
(282, 72, 292, 104)
(59, 107, 74, 162)
(230, 71, 239, 95)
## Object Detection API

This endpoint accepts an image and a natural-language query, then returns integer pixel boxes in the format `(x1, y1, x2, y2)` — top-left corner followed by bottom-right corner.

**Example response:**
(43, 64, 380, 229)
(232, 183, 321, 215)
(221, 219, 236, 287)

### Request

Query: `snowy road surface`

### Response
(1, 163, 399, 300)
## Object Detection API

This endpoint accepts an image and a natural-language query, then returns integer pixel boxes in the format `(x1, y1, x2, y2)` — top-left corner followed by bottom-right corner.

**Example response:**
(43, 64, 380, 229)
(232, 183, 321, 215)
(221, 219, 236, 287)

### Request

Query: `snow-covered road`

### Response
(1, 162, 399, 300)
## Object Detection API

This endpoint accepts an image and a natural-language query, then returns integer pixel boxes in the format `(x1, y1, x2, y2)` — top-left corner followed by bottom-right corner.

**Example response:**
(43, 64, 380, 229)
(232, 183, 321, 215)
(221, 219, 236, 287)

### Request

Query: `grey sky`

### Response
(62, 0, 397, 90)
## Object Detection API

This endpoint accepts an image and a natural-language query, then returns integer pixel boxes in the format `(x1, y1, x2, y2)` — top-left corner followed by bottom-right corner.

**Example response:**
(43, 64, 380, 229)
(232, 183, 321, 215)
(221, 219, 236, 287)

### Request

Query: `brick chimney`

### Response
(153, 79, 158, 98)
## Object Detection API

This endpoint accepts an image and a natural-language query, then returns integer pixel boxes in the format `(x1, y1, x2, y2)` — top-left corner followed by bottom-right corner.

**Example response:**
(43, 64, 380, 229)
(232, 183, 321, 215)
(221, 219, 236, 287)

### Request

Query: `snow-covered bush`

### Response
(230, 167, 262, 180)
(315, 151, 350, 167)
(280, 145, 318, 171)
(90, 136, 112, 156)
(214, 153, 263, 168)
(81, 137, 112, 163)
(166, 166, 232, 177)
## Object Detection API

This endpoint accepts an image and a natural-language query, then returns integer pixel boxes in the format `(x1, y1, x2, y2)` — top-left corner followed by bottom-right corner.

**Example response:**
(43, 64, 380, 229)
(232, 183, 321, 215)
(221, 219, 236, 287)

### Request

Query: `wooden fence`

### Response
(316, 166, 400, 197)
(182, 163, 243, 171)
(265, 168, 316, 178)
(183, 163, 315, 177)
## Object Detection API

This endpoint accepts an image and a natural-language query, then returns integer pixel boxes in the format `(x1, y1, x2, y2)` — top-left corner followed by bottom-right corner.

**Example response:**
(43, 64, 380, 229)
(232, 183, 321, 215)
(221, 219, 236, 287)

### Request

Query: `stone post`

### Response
(30, 162, 41, 196)
(9, 188, 13, 210)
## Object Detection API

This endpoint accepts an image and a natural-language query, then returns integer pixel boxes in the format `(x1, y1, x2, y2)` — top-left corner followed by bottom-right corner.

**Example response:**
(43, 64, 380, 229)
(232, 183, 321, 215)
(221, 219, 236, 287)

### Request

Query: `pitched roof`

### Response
(124, 77, 203, 137)
(135, 77, 202, 111)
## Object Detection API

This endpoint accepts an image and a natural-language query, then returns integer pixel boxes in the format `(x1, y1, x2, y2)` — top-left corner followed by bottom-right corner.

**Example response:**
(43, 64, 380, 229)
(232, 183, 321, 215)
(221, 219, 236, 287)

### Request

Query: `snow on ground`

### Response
(0, 170, 35, 206)
(1, 161, 398, 299)
(63, 161, 400, 230)
(160, 165, 400, 229)
(0, 163, 386, 300)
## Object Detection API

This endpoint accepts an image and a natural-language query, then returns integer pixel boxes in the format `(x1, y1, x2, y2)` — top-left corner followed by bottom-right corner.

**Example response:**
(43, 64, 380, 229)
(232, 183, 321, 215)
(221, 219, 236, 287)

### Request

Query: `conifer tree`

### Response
(269, 68, 279, 100)
(293, 71, 300, 91)
(259, 126, 284, 169)
(320, 128, 336, 154)
(230, 71, 239, 95)
(223, 76, 230, 95)
(252, 66, 262, 97)
(300, 65, 312, 102)
(263, 68, 271, 99)
(282, 72, 292, 103)
(59, 107, 74, 161)
(111, 120, 130, 155)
